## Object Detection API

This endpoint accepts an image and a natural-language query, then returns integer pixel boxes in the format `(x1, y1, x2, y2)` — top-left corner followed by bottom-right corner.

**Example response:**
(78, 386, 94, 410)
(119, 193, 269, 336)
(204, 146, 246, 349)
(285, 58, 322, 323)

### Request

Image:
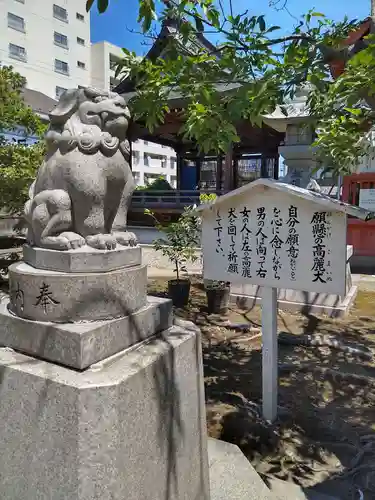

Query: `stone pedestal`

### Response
(0, 296, 172, 369)
(0, 244, 210, 499)
(0, 324, 209, 500)
(23, 243, 142, 273)
(9, 261, 147, 322)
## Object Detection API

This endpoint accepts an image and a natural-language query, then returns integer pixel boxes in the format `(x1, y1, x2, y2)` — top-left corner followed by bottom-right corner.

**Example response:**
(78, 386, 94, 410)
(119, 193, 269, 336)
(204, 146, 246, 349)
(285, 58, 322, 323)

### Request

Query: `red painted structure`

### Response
(330, 19, 375, 265)
(342, 173, 375, 262)
(328, 18, 373, 78)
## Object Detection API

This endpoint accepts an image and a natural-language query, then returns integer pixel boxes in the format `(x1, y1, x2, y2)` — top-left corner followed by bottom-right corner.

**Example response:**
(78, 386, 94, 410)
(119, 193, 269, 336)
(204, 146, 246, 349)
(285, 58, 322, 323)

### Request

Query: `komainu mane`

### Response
(25, 86, 137, 250)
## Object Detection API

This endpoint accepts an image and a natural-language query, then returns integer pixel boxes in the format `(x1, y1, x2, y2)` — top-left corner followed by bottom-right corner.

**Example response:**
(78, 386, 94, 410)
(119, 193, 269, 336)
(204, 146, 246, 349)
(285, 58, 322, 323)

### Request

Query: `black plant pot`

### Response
(206, 285, 230, 314)
(168, 279, 191, 308)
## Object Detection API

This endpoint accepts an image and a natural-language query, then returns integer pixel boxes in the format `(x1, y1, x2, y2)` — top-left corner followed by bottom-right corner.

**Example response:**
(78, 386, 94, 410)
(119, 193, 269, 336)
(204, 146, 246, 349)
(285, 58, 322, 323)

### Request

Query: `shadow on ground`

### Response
(148, 278, 375, 500)
(203, 316, 375, 499)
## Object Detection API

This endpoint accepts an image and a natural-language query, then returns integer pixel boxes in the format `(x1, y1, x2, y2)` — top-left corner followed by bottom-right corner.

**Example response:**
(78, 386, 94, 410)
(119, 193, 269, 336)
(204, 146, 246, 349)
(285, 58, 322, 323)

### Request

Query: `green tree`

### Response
(87, 0, 375, 176)
(0, 66, 46, 214)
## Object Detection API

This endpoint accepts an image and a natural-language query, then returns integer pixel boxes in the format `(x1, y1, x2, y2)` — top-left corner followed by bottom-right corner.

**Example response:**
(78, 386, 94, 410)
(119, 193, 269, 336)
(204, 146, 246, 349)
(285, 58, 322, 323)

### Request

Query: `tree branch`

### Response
(210, 33, 315, 55)
(167, 0, 314, 54)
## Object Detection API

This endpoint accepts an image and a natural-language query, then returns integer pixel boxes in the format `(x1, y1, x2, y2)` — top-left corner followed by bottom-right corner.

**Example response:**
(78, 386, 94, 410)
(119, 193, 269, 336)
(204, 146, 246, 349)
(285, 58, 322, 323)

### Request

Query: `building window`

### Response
(9, 43, 26, 61)
(76, 12, 84, 21)
(54, 31, 68, 48)
(55, 59, 69, 75)
(132, 151, 140, 165)
(55, 86, 67, 99)
(8, 12, 25, 32)
(170, 157, 176, 169)
(53, 4, 68, 22)
(143, 153, 149, 166)
(77, 60, 86, 69)
(77, 36, 85, 45)
(143, 140, 148, 146)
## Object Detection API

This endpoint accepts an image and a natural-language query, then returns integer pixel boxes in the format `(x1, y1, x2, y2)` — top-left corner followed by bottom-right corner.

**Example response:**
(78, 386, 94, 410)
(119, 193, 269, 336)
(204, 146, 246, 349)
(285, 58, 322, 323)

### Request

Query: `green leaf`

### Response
(137, 0, 157, 32)
(266, 26, 281, 33)
(257, 15, 266, 32)
(97, 0, 109, 13)
(344, 107, 362, 116)
(201, 87, 211, 102)
(85, 0, 95, 12)
(311, 12, 325, 17)
(207, 7, 220, 28)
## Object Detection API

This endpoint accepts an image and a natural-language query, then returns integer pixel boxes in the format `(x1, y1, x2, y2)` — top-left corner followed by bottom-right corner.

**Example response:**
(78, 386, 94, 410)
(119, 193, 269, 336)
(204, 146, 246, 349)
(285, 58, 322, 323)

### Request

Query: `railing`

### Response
(131, 190, 225, 209)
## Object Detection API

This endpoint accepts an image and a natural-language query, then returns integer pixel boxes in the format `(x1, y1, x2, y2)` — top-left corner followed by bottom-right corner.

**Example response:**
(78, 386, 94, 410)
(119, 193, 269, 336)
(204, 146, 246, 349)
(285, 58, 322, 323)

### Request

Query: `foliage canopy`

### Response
(0, 66, 46, 214)
(87, 0, 375, 176)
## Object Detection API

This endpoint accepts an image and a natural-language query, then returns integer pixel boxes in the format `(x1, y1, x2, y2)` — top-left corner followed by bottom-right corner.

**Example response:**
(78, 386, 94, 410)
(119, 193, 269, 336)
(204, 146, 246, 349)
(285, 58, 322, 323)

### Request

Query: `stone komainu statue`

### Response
(24, 86, 137, 250)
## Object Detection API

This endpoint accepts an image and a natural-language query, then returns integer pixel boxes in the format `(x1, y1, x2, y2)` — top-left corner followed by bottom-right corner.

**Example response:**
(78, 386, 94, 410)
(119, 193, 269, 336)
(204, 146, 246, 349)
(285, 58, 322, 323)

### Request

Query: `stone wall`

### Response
(141, 244, 203, 273)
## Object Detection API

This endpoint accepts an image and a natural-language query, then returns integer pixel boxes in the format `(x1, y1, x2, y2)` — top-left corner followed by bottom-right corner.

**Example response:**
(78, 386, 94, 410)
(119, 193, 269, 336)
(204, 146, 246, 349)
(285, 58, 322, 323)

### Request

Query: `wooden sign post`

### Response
(196, 179, 373, 422)
(261, 286, 278, 421)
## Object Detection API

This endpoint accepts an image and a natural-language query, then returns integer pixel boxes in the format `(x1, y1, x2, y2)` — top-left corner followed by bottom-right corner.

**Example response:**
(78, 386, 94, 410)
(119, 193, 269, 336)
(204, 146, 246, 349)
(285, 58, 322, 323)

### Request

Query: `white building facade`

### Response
(90, 40, 122, 92)
(0, 6, 178, 187)
(132, 140, 177, 188)
(0, 0, 91, 100)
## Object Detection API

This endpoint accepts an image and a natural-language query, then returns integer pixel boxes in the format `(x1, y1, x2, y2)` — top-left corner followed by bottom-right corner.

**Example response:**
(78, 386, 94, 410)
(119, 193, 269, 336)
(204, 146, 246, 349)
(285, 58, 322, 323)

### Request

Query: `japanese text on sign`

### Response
(202, 194, 346, 295)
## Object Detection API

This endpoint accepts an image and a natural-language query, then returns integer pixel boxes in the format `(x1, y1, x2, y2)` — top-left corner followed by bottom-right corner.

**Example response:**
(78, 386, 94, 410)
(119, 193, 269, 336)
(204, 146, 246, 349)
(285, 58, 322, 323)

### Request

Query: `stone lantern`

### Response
(263, 85, 320, 189)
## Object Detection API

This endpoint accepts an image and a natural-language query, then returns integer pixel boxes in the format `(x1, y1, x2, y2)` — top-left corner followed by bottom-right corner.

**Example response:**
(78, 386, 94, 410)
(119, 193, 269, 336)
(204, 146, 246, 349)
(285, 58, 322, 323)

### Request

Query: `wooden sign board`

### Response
(196, 179, 373, 422)
(201, 188, 347, 296)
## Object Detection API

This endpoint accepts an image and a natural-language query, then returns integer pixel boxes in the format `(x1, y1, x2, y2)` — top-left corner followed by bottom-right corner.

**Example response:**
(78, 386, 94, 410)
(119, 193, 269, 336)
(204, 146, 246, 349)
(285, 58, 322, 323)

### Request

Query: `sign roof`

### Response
(195, 178, 375, 221)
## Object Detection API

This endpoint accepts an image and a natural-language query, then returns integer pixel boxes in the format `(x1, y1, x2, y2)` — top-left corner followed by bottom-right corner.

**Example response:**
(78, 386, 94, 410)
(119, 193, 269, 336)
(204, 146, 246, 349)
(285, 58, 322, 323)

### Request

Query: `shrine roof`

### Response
(122, 82, 242, 108)
(114, 17, 219, 95)
(195, 178, 375, 221)
(114, 18, 284, 151)
(125, 84, 283, 151)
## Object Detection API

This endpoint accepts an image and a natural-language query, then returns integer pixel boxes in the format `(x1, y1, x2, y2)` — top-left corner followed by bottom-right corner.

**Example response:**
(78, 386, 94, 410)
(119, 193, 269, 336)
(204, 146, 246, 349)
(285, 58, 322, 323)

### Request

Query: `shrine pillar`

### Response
(223, 146, 234, 192)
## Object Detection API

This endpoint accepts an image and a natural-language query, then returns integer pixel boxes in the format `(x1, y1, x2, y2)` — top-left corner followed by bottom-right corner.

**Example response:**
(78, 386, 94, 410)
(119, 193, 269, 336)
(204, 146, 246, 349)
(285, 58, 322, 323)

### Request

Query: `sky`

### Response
(90, 0, 371, 54)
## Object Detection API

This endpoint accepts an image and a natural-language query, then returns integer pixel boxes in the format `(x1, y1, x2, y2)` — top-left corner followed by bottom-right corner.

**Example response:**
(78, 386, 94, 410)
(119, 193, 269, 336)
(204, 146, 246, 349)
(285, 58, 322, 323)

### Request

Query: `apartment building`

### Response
(132, 140, 177, 188)
(90, 40, 122, 92)
(0, 5, 177, 187)
(0, 0, 91, 99)
(91, 40, 178, 188)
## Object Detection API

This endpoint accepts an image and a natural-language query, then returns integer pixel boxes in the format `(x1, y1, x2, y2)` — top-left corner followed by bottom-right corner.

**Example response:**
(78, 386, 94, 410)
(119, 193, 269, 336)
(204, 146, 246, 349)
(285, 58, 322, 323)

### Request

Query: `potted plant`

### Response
(204, 279, 231, 314)
(145, 207, 200, 307)
(197, 193, 231, 314)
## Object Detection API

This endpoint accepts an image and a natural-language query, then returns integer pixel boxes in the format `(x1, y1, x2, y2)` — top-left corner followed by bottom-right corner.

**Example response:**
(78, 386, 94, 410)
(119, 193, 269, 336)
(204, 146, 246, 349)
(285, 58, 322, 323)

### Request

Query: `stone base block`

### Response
(0, 296, 172, 369)
(23, 243, 142, 273)
(231, 285, 358, 318)
(8, 261, 147, 322)
(208, 439, 275, 500)
(0, 324, 210, 500)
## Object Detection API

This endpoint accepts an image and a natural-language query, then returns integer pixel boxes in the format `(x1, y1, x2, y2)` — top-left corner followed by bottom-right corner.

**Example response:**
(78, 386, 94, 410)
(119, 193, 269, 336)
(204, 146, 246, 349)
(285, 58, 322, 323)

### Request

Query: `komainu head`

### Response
(45, 87, 131, 157)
